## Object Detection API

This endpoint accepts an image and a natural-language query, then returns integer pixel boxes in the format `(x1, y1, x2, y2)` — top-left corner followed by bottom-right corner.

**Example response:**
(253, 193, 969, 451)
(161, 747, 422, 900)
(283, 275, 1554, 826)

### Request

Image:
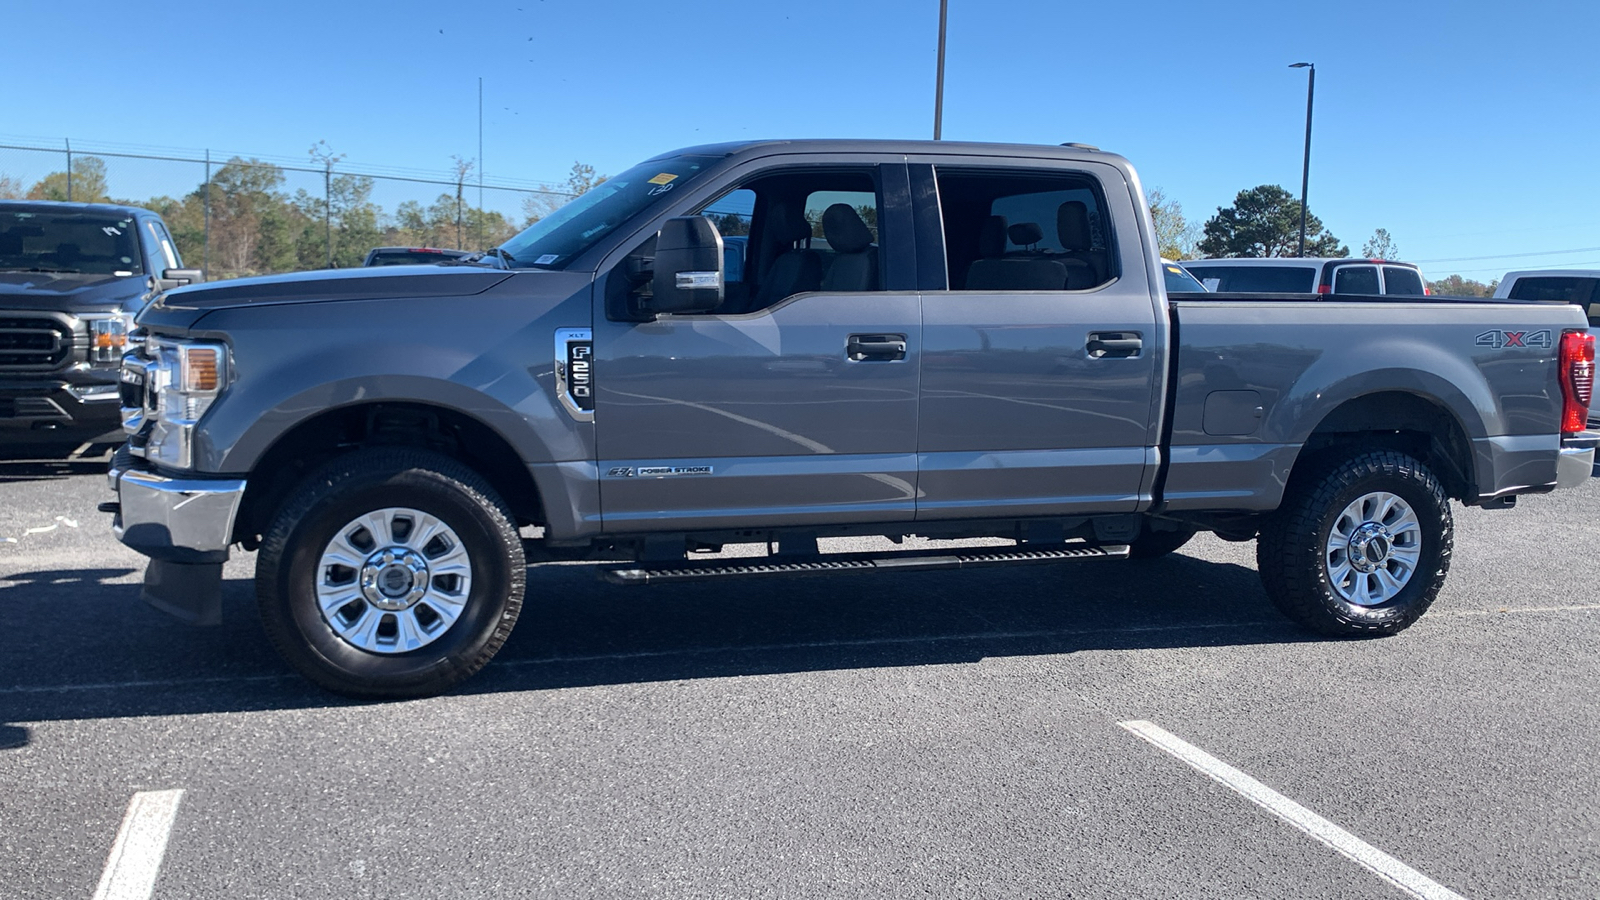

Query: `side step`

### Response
(602, 543, 1130, 585)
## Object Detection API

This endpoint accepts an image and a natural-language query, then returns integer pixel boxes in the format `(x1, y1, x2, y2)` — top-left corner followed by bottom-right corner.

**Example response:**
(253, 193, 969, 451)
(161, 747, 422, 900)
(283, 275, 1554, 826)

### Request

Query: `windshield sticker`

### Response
(114, 270, 133, 277)
(648, 182, 676, 196)
(647, 173, 679, 185)
(534, 254, 560, 265)
(102, 226, 122, 236)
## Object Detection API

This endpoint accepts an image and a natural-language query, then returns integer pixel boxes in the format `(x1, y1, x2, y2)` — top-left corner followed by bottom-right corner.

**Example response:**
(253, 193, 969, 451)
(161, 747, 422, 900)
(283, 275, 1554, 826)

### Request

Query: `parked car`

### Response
(1496, 270, 1600, 429)
(107, 139, 1594, 698)
(1181, 257, 1428, 296)
(362, 246, 474, 266)
(0, 200, 200, 452)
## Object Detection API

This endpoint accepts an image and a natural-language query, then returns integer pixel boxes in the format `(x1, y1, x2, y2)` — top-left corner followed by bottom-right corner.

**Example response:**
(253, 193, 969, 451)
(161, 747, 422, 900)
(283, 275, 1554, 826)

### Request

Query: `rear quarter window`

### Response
(1381, 266, 1425, 296)
(1333, 265, 1380, 294)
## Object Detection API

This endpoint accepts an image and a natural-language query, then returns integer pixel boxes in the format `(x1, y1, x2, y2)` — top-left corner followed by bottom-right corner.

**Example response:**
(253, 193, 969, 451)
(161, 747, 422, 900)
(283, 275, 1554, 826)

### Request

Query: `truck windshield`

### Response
(1186, 265, 1316, 293)
(0, 209, 144, 276)
(498, 155, 720, 270)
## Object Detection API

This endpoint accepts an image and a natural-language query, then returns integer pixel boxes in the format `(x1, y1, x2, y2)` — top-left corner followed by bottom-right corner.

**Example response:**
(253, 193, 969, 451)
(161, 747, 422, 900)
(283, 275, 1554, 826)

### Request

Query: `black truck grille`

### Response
(0, 316, 73, 370)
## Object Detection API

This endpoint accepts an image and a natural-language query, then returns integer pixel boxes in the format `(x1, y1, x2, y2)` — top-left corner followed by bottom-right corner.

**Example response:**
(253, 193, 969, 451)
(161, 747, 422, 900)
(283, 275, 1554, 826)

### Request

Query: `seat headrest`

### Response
(1057, 201, 1092, 251)
(822, 203, 874, 254)
(767, 201, 813, 245)
(1008, 222, 1043, 247)
(978, 215, 1007, 258)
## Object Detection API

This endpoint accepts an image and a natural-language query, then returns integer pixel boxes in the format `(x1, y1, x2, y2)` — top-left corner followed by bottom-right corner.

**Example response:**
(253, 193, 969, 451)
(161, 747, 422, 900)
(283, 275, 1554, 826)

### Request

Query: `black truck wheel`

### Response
(256, 449, 525, 699)
(1257, 450, 1452, 636)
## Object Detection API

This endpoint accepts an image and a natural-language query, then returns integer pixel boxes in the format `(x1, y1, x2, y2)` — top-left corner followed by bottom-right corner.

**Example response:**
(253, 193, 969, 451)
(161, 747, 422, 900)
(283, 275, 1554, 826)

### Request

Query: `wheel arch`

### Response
(231, 399, 545, 548)
(1289, 389, 1479, 502)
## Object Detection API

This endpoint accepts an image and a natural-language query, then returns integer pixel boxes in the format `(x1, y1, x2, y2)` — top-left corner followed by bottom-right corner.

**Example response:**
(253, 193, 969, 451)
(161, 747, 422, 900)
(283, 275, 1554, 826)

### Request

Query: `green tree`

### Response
(1147, 186, 1199, 260)
(1362, 228, 1399, 260)
(203, 158, 304, 278)
(1427, 274, 1496, 297)
(27, 156, 110, 203)
(1198, 185, 1346, 258)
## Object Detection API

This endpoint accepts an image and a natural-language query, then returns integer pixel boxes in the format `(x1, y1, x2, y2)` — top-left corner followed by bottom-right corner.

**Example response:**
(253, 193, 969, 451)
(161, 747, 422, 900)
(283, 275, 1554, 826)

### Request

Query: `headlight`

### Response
(145, 337, 230, 470)
(85, 314, 133, 365)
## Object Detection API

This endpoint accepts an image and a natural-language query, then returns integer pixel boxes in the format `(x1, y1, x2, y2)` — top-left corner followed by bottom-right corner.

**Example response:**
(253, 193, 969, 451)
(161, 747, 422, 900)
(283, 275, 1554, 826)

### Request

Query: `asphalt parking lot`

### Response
(1, 455, 1596, 899)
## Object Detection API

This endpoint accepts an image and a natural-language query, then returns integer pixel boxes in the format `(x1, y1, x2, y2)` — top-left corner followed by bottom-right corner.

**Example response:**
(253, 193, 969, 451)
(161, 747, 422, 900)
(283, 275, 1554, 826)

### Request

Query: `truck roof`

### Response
(648, 138, 1131, 168)
(1183, 257, 1420, 269)
(0, 198, 155, 218)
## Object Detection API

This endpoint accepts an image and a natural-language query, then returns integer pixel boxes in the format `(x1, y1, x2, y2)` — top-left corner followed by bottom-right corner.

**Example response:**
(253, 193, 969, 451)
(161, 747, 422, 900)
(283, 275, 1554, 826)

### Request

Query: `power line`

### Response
(1411, 245, 1600, 264)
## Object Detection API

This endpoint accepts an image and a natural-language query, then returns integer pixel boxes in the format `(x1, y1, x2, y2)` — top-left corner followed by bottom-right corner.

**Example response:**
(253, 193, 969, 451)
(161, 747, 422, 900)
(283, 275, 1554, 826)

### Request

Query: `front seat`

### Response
(820, 203, 878, 292)
(1057, 201, 1109, 287)
(966, 222, 1068, 290)
(749, 201, 822, 310)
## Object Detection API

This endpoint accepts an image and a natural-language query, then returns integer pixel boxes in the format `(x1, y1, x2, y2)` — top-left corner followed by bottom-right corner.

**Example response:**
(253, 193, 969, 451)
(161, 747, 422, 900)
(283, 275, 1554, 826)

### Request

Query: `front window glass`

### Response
(499, 155, 720, 269)
(1184, 264, 1315, 292)
(1163, 263, 1206, 293)
(0, 209, 144, 276)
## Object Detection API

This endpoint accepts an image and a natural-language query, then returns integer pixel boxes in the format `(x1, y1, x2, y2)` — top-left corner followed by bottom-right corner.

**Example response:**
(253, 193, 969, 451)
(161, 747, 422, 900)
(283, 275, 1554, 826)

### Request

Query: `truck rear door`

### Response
(906, 159, 1165, 518)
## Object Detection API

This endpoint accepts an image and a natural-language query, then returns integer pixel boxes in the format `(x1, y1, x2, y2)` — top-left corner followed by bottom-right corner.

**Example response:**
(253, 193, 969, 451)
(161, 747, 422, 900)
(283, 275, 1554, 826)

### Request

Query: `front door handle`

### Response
(1087, 332, 1142, 358)
(848, 333, 907, 361)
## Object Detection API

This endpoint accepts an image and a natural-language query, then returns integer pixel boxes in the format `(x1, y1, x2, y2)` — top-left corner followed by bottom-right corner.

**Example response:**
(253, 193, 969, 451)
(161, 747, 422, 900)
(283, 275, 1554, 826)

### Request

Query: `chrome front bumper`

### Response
(108, 448, 246, 563)
(1557, 432, 1598, 490)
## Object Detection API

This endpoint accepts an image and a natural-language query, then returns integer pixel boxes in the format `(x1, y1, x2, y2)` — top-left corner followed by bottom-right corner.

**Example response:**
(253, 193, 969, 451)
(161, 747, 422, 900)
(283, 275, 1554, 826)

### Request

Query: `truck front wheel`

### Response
(1257, 450, 1452, 636)
(256, 449, 525, 698)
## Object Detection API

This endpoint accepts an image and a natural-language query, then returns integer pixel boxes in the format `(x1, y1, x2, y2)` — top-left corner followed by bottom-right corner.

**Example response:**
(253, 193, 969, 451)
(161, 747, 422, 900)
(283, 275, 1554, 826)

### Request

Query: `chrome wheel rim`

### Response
(1324, 491, 1422, 607)
(316, 507, 472, 654)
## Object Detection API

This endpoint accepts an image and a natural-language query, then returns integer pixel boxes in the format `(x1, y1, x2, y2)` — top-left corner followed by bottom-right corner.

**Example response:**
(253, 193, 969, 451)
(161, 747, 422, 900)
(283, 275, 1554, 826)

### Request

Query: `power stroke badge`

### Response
(608, 466, 713, 477)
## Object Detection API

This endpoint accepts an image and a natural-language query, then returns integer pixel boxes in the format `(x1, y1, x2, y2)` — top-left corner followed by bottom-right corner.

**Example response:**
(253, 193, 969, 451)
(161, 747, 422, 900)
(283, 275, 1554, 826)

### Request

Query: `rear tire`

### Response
(256, 448, 524, 699)
(1257, 449, 1452, 636)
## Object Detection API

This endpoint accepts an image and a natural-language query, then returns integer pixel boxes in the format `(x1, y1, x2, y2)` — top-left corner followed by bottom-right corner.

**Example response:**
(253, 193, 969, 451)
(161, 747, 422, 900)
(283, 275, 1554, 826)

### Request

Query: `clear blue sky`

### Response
(5, 0, 1597, 281)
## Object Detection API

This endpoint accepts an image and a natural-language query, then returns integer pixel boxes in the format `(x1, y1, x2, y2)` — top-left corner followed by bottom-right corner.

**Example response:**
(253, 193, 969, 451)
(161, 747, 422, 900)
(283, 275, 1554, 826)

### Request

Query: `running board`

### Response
(602, 543, 1130, 586)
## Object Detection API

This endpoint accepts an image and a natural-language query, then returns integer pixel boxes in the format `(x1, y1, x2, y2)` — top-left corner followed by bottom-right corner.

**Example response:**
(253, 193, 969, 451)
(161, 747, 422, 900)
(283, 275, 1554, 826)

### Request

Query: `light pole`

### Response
(933, 0, 948, 139)
(1289, 62, 1315, 257)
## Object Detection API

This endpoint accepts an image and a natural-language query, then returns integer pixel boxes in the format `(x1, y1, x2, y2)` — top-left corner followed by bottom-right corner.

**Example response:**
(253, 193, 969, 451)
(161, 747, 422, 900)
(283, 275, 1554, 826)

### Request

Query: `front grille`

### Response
(0, 396, 69, 419)
(0, 316, 73, 370)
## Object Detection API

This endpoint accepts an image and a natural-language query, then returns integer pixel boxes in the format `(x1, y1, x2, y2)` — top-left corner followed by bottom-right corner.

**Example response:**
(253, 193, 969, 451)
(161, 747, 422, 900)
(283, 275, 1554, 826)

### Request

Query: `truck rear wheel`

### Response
(1257, 450, 1452, 636)
(256, 449, 524, 699)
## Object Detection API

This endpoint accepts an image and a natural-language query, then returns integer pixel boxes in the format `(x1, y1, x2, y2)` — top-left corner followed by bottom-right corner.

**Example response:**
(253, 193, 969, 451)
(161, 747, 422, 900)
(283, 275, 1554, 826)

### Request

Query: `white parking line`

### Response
(92, 789, 184, 900)
(1119, 721, 1468, 900)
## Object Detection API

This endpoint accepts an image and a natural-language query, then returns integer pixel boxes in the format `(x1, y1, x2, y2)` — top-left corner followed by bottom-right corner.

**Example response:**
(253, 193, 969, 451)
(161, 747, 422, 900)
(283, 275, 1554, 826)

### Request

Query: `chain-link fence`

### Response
(0, 140, 576, 280)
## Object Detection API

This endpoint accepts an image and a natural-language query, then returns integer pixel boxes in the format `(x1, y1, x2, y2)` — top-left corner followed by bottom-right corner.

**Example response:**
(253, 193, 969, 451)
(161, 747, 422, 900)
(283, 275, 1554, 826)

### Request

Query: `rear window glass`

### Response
(1382, 266, 1425, 295)
(1508, 276, 1598, 304)
(1184, 264, 1316, 292)
(1333, 265, 1380, 294)
(1163, 263, 1206, 293)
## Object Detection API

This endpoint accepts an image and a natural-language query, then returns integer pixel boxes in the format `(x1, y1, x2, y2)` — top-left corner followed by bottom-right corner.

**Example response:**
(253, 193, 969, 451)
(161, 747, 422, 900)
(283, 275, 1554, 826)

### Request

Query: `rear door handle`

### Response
(848, 333, 907, 361)
(1087, 332, 1142, 358)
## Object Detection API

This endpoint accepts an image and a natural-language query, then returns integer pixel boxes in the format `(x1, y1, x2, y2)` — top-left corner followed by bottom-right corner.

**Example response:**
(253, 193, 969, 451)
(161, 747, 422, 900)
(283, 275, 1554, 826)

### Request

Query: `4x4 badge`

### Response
(1476, 329, 1551, 349)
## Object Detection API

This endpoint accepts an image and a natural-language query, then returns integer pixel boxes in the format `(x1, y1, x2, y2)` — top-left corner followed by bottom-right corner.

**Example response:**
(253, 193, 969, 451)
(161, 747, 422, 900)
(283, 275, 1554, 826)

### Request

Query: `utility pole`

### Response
(933, 0, 948, 139)
(478, 77, 484, 248)
(1290, 62, 1315, 257)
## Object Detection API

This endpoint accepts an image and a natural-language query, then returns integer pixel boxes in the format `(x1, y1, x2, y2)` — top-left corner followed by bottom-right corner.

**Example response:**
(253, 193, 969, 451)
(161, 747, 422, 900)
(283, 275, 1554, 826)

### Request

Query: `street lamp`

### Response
(1289, 62, 1315, 257)
(934, 0, 949, 139)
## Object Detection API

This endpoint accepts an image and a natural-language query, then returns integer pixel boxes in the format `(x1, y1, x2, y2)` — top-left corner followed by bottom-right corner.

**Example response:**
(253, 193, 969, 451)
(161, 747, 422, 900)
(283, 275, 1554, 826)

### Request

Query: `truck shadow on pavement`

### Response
(0, 459, 112, 484)
(0, 552, 1316, 740)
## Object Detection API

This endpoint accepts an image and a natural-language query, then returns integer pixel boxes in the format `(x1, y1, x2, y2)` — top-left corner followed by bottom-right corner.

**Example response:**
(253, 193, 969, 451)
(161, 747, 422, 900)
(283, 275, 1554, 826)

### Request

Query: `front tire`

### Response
(1257, 450, 1452, 636)
(256, 449, 525, 699)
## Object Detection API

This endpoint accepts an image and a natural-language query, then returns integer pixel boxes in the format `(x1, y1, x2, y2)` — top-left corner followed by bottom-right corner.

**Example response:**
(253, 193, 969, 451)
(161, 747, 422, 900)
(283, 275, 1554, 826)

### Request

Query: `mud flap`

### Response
(141, 559, 223, 626)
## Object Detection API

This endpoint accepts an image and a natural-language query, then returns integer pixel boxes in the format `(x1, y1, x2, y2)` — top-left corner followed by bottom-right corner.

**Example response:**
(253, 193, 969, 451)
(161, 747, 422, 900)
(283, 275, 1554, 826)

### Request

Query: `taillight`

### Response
(1316, 284, 1332, 295)
(1559, 331, 1595, 433)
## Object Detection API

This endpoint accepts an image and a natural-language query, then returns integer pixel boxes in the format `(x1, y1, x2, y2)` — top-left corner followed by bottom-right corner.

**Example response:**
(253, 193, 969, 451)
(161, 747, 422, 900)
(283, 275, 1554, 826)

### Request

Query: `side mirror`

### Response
(650, 216, 724, 314)
(159, 268, 204, 291)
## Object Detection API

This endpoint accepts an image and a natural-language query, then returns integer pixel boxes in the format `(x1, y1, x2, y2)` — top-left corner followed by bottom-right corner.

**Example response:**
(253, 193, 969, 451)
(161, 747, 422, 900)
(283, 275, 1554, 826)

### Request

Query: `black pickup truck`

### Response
(0, 200, 200, 454)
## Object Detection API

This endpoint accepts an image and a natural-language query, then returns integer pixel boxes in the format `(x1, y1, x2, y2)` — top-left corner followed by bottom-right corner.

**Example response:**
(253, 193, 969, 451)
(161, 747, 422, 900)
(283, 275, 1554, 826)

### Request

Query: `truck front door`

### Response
(591, 158, 921, 532)
(907, 160, 1163, 519)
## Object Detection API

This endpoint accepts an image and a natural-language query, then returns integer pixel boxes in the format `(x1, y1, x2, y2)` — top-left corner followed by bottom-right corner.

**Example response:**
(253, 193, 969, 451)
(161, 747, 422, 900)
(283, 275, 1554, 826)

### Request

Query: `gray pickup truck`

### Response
(105, 140, 1598, 698)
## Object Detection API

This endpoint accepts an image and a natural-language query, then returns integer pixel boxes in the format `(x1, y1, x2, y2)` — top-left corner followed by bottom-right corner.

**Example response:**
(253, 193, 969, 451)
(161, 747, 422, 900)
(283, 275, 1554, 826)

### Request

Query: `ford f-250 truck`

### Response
(104, 140, 1597, 698)
(1, 200, 201, 453)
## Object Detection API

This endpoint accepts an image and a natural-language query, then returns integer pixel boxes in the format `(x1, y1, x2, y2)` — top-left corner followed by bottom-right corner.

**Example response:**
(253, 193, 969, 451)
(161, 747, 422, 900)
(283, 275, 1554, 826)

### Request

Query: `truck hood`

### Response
(137, 265, 521, 333)
(150, 265, 515, 313)
(0, 270, 152, 313)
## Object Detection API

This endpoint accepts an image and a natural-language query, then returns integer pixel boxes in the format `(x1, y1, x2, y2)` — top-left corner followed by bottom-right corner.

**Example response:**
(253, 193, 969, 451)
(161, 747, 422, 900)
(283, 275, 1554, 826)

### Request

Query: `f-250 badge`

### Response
(1476, 329, 1551, 349)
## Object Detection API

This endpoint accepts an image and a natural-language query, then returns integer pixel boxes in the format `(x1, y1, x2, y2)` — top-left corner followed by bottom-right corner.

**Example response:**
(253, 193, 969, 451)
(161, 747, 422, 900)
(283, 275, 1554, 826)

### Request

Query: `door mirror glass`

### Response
(650, 216, 724, 314)
(159, 267, 204, 291)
